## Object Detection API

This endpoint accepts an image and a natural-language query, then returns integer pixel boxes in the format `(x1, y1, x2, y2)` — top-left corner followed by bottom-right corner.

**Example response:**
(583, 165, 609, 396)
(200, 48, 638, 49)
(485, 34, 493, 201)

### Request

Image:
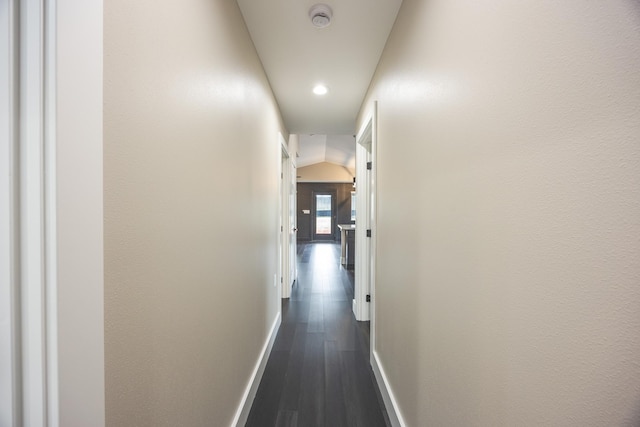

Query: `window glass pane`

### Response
(316, 194, 331, 234)
(351, 192, 356, 221)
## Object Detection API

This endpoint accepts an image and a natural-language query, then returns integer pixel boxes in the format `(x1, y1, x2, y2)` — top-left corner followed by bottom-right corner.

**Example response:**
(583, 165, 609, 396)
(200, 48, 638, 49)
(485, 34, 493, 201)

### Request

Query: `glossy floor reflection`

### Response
(245, 242, 388, 427)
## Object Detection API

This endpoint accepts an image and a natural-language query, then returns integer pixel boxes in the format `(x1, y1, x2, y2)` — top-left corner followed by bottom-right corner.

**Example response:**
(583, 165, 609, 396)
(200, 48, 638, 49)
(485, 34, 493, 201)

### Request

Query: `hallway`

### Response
(6, 0, 639, 425)
(246, 243, 388, 427)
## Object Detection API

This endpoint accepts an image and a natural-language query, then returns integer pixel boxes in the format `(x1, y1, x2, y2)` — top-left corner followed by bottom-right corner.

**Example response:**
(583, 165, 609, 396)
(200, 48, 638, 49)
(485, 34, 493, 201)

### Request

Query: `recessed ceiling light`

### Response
(313, 84, 328, 95)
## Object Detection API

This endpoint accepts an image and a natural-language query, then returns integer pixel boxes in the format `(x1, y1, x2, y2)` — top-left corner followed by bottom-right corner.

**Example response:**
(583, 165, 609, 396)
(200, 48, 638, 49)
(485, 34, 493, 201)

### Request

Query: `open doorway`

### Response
(354, 102, 377, 333)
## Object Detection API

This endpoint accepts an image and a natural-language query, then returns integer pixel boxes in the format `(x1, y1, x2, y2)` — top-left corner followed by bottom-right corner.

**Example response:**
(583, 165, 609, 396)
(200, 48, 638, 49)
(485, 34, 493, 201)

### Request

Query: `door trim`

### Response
(354, 102, 377, 325)
(7, 1, 106, 425)
(20, 0, 59, 423)
(0, 1, 21, 424)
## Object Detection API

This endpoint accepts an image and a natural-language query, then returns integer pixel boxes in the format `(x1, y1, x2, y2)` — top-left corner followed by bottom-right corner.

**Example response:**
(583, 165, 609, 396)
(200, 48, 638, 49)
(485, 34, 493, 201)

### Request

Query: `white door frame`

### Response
(20, 0, 59, 423)
(280, 136, 290, 298)
(354, 102, 377, 327)
(1, 1, 20, 425)
(1, 1, 105, 425)
(1, 0, 59, 423)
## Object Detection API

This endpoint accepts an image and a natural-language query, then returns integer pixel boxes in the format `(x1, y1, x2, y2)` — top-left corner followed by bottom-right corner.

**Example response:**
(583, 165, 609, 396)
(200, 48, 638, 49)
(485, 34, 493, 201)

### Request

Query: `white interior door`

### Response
(280, 145, 288, 298)
(289, 161, 297, 285)
(281, 139, 297, 299)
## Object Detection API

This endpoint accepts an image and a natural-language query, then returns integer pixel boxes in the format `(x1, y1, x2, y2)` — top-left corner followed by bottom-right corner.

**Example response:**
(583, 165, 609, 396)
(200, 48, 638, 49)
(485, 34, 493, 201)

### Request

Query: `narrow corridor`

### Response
(246, 242, 388, 427)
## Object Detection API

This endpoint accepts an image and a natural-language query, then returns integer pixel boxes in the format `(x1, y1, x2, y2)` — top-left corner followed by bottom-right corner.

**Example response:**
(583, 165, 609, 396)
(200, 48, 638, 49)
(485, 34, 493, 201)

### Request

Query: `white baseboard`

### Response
(231, 312, 281, 427)
(371, 350, 407, 427)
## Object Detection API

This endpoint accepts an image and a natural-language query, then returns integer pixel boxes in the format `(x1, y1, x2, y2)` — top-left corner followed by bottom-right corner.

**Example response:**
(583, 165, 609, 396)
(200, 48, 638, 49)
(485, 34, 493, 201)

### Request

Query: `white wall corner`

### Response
(231, 312, 282, 427)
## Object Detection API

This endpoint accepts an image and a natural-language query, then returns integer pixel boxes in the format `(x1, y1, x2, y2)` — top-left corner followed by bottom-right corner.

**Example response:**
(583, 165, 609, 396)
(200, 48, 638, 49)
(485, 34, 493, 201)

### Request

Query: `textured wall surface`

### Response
(104, 1, 286, 425)
(359, 0, 640, 425)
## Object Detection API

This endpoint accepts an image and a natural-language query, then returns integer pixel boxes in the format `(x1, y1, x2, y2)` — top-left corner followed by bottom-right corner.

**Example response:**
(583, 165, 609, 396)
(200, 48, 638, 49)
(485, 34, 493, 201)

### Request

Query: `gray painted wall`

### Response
(359, 0, 640, 425)
(104, 1, 286, 425)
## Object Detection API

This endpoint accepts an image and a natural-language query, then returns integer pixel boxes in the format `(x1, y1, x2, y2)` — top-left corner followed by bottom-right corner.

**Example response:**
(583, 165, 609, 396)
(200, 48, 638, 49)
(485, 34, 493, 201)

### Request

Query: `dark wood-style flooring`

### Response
(246, 242, 389, 427)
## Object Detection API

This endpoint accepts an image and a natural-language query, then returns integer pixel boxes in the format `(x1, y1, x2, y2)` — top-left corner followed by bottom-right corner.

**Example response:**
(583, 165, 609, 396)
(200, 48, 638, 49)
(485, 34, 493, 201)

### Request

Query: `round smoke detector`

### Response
(309, 4, 333, 28)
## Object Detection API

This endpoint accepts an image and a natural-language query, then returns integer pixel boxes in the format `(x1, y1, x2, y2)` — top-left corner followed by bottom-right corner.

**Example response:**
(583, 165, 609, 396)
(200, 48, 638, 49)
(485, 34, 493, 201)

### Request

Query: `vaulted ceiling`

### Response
(296, 134, 356, 169)
(236, 0, 402, 167)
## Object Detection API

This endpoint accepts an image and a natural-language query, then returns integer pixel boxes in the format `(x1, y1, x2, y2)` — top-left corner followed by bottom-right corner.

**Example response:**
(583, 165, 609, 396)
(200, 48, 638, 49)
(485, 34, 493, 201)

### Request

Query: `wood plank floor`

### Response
(246, 242, 389, 427)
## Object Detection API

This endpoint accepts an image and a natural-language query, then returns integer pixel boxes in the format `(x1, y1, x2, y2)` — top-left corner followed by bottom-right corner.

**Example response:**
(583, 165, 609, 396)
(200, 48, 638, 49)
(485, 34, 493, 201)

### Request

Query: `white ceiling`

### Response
(296, 134, 356, 169)
(236, 0, 402, 136)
